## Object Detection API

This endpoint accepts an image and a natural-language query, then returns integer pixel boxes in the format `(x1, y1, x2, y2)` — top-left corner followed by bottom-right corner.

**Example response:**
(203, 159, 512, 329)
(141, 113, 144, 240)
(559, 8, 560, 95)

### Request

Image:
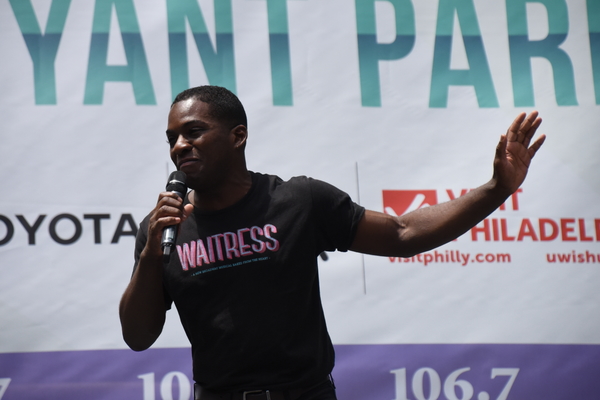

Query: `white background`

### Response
(0, 0, 598, 354)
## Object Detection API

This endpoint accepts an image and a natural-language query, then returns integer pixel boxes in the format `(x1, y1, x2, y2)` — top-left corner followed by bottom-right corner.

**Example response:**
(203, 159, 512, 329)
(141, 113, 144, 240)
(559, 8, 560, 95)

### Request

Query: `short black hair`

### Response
(172, 86, 247, 128)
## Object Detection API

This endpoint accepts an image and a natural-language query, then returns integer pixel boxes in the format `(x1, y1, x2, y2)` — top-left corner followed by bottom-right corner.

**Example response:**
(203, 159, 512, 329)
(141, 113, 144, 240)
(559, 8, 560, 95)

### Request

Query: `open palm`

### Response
(493, 111, 545, 195)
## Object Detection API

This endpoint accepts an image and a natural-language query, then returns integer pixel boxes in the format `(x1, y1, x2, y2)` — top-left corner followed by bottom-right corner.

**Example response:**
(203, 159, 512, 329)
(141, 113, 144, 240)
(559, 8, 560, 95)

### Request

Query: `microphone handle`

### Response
(162, 189, 186, 262)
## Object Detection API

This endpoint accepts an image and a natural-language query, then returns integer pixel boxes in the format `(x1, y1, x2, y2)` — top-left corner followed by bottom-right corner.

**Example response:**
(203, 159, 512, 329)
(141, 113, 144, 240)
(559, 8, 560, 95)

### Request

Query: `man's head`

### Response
(171, 86, 247, 130)
(166, 86, 249, 194)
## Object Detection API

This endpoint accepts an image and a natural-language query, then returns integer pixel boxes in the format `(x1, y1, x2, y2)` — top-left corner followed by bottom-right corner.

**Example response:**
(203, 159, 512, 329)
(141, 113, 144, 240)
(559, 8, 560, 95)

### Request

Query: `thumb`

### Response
(495, 134, 507, 158)
(182, 203, 194, 223)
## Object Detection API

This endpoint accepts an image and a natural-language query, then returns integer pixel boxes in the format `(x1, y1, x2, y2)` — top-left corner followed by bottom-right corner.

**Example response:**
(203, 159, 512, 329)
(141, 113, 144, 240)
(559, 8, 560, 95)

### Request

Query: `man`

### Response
(119, 86, 545, 400)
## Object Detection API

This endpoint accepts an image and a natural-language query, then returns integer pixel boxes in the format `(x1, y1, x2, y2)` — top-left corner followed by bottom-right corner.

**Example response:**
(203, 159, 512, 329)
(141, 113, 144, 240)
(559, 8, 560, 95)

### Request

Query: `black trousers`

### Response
(194, 378, 337, 400)
(297, 379, 337, 400)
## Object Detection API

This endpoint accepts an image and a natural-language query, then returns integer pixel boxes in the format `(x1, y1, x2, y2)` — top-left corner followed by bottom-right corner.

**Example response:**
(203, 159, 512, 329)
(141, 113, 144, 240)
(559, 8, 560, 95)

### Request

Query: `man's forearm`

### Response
(396, 178, 509, 254)
(119, 249, 167, 351)
(350, 178, 512, 258)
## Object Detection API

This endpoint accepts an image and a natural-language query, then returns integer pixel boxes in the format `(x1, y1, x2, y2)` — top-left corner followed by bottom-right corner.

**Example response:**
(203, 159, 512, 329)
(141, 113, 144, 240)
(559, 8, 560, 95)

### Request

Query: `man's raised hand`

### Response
(493, 111, 545, 196)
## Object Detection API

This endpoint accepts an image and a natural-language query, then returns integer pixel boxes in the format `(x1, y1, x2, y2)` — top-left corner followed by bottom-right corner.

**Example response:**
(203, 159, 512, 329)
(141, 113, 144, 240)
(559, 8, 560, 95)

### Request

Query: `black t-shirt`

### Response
(134, 172, 365, 391)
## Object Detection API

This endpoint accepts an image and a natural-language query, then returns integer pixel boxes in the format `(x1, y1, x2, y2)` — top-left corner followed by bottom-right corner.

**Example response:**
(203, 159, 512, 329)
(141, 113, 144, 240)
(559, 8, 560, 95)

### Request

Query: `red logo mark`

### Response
(382, 190, 438, 216)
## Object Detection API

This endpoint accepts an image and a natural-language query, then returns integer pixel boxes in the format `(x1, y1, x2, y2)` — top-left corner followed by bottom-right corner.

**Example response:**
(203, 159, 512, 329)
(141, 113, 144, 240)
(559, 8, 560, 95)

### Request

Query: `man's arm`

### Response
(350, 111, 545, 257)
(119, 192, 193, 351)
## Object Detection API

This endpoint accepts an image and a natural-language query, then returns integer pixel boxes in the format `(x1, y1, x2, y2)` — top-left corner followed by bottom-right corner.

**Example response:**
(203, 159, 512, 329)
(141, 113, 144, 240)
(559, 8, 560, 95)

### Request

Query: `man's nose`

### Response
(173, 135, 192, 152)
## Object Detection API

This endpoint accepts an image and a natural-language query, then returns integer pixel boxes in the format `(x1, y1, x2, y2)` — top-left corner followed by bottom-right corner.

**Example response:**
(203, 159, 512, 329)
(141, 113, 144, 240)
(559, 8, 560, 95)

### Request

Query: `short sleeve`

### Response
(308, 178, 365, 252)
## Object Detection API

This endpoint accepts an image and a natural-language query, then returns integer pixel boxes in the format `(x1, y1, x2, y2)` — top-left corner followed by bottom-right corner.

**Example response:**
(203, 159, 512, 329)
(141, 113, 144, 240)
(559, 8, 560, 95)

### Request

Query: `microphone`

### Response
(161, 171, 187, 262)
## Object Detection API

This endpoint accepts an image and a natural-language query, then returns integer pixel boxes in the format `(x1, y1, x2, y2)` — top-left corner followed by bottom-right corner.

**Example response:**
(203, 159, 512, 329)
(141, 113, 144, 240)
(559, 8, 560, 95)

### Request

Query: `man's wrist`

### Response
(486, 178, 514, 205)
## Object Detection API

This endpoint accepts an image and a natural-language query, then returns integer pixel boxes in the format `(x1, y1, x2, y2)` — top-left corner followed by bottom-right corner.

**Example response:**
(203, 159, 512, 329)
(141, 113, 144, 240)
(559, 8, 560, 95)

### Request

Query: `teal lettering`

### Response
(429, 0, 498, 108)
(9, 0, 71, 105)
(84, 0, 155, 105)
(355, 0, 415, 107)
(506, 0, 577, 106)
(266, 0, 306, 106)
(588, 0, 600, 104)
(167, 0, 236, 99)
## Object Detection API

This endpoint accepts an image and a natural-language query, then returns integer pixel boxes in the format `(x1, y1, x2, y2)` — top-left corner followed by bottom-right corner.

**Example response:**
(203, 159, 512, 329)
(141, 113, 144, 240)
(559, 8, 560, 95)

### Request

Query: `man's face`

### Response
(166, 98, 239, 190)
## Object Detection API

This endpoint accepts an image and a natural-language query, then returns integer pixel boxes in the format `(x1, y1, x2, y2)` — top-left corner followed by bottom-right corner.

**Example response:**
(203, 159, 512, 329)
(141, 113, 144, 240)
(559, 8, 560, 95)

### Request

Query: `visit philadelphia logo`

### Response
(382, 189, 600, 265)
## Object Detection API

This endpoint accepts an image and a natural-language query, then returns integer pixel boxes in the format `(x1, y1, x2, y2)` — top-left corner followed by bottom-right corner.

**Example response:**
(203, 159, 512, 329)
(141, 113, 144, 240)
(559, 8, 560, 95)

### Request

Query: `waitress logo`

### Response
(382, 190, 438, 216)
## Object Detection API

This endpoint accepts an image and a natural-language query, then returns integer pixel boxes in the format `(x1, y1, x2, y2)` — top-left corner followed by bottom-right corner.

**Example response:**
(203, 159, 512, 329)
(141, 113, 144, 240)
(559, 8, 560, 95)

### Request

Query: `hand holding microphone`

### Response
(161, 171, 188, 262)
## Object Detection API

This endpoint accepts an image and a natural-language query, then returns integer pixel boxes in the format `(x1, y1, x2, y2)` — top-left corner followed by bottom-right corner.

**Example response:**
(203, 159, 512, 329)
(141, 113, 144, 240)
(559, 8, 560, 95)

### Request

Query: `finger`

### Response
(516, 111, 539, 143)
(158, 203, 185, 215)
(148, 214, 182, 242)
(496, 133, 507, 153)
(527, 133, 546, 159)
(159, 215, 184, 228)
(152, 197, 185, 221)
(523, 116, 542, 148)
(156, 192, 184, 209)
(495, 134, 508, 163)
(507, 112, 526, 142)
(518, 111, 539, 144)
(181, 203, 194, 223)
(160, 198, 184, 210)
(158, 191, 185, 203)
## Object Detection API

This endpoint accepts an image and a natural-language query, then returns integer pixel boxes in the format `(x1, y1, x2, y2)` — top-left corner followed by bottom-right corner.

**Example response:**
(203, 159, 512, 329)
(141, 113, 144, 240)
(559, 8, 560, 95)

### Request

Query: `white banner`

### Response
(1, 0, 599, 398)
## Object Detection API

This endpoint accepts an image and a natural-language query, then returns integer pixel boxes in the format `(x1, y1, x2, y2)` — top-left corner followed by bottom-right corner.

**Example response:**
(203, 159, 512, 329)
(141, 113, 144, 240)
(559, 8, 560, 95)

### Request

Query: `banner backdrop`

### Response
(1, 0, 599, 399)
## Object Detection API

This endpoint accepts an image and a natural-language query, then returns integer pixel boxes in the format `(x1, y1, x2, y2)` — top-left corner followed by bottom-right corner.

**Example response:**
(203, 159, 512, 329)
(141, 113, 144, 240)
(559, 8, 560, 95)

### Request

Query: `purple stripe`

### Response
(0, 348, 192, 400)
(334, 344, 600, 400)
(1, 345, 599, 400)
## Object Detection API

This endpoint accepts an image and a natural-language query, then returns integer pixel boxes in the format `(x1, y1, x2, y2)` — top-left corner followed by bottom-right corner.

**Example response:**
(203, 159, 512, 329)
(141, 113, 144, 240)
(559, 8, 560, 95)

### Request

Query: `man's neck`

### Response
(189, 170, 253, 212)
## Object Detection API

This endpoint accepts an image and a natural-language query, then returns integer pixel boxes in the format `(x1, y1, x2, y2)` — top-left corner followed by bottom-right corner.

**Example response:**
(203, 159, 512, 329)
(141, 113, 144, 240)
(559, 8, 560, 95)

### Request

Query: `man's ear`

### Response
(231, 125, 248, 150)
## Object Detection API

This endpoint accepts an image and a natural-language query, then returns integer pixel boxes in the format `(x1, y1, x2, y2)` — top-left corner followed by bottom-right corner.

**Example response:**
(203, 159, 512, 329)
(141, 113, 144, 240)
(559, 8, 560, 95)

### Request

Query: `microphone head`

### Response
(166, 171, 187, 196)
